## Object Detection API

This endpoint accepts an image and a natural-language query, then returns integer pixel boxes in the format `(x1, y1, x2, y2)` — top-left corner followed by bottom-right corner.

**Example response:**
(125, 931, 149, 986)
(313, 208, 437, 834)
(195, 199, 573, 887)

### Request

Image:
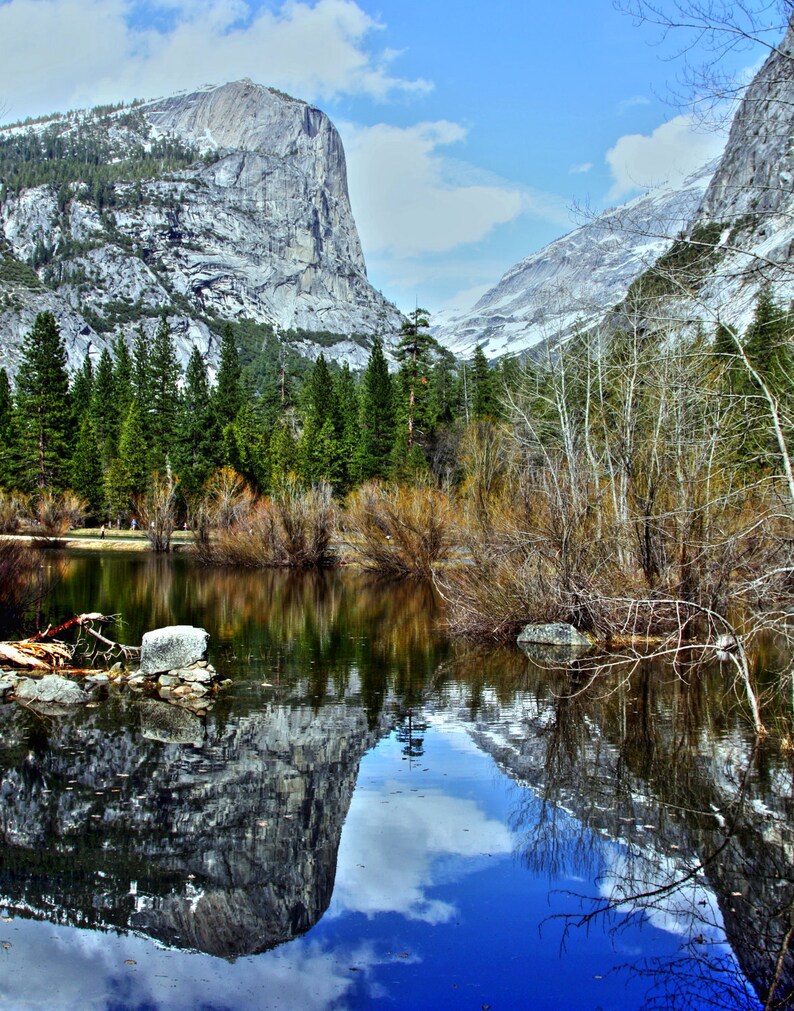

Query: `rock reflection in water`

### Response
(0, 694, 386, 958)
(440, 646, 794, 1009)
(3, 556, 793, 1008)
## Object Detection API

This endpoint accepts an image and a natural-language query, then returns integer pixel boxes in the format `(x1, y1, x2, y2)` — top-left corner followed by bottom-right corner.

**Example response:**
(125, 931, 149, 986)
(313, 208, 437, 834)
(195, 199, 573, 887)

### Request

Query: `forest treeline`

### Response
(1, 285, 793, 667)
(0, 306, 502, 519)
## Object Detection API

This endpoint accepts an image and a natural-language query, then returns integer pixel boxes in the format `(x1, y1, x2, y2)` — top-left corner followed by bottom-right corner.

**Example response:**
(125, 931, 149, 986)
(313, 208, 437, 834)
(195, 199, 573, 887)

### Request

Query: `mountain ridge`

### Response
(0, 80, 403, 377)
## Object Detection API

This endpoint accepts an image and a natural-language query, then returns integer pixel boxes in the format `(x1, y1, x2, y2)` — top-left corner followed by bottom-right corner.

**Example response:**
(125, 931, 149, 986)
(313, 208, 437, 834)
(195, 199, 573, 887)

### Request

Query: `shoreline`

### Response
(1, 532, 196, 553)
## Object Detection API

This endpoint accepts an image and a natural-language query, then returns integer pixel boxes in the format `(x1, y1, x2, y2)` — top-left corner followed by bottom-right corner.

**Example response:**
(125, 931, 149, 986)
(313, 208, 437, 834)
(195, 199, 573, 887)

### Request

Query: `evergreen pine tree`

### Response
(298, 353, 341, 483)
(333, 363, 360, 492)
(104, 456, 134, 526)
(0, 369, 22, 489)
(214, 323, 243, 429)
(71, 414, 105, 519)
(743, 283, 791, 384)
(471, 345, 497, 419)
(357, 335, 394, 481)
(394, 307, 440, 458)
(149, 312, 183, 472)
(174, 346, 221, 499)
(117, 400, 149, 498)
(430, 347, 460, 426)
(15, 311, 73, 490)
(223, 401, 270, 491)
(738, 285, 793, 464)
(70, 352, 94, 421)
(132, 325, 152, 408)
(269, 419, 297, 485)
(112, 334, 134, 419)
(91, 347, 118, 460)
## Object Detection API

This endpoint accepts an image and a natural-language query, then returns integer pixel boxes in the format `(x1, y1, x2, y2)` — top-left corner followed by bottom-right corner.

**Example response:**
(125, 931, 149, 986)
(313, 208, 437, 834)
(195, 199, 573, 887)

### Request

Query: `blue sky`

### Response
(0, 0, 772, 314)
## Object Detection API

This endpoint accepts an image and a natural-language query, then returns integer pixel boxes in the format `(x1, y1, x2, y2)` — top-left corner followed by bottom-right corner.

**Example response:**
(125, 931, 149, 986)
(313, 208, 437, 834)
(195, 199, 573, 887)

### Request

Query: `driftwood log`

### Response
(0, 613, 141, 670)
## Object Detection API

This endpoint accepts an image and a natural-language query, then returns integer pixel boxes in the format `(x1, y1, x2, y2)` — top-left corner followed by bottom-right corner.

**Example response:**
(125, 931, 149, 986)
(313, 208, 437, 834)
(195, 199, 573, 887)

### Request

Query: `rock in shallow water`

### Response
(140, 626, 210, 676)
(516, 622, 594, 648)
(14, 675, 89, 705)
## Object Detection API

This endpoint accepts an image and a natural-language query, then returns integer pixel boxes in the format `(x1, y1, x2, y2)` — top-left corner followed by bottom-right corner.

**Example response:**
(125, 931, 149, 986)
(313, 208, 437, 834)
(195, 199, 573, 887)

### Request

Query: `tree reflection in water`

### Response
(5, 556, 793, 1007)
(442, 645, 794, 1010)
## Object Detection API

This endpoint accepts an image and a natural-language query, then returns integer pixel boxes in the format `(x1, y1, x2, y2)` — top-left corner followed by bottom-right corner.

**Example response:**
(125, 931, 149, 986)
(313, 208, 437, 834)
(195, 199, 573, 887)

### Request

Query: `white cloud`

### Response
(617, 95, 651, 115)
(606, 114, 727, 200)
(341, 119, 566, 258)
(0, 0, 431, 122)
(329, 783, 513, 922)
(569, 162, 593, 175)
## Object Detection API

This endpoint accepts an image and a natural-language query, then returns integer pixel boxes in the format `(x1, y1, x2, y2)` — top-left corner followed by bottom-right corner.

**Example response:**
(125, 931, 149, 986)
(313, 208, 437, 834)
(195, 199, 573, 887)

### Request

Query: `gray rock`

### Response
(0, 680, 16, 699)
(517, 623, 594, 648)
(14, 675, 89, 705)
(0, 80, 403, 381)
(140, 626, 210, 676)
(158, 674, 179, 687)
(173, 667, 213, 684)
(139, 700, 204, 746)
(85, 673, 110, 685)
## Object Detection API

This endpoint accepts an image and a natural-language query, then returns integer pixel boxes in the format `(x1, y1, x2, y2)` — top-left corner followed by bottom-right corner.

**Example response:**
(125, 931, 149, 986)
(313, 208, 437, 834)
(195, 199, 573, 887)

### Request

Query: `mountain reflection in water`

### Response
(0, 553, 790, 1010)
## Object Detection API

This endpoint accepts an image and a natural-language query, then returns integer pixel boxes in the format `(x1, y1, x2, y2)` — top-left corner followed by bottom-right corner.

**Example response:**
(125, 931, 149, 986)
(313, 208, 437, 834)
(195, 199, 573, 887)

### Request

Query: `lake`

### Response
(0, 550, 791, 1010)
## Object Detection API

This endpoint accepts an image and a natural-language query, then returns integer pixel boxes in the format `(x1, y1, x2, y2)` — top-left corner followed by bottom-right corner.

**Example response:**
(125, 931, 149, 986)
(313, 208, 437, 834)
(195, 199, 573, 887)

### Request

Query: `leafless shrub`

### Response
(202, 467, 256, 530)
(136, 473, 178, 553)
(0, 490, 29, 533)
(34, 490, 87, 536)
(343, 481, 457, 580)
(208, 479, 338, 568)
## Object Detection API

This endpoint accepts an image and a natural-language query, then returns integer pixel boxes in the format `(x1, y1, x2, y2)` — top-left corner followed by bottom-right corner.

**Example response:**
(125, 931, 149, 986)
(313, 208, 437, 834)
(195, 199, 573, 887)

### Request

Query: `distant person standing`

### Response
(131, 518, 137, 531)
(100, 524, 105, 540)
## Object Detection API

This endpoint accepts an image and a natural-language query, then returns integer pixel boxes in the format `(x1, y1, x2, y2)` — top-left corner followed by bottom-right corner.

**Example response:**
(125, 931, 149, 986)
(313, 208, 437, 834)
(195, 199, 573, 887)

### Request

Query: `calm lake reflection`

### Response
(0, 551, 792, 1010)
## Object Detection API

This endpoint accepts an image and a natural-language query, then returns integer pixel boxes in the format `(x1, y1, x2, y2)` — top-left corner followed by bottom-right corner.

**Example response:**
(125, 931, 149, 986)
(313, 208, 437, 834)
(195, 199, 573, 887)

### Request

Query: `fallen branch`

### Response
(0, 613, 141, 671)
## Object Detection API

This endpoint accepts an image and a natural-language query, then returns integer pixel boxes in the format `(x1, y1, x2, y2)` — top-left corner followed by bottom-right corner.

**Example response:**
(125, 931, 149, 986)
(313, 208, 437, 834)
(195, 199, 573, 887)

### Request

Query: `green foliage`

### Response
(148, 313, 183, 471)
(357, 335, 394, 482)
(70, 415, 105, 518)
(70, 351, 94, 420)
(223, 402, 270, 491)
(15, 311, 73, 490)
(213, 324, 243, 429)
(624, 221, 725, 303)
(0, 369, 22, 489)
(0, 109, 209, 200)
(91, 348, 118, 460)
(116, 400, 149, 498)
(394, 307, 442, 458)
(471, 345, 497, 420)
(173, 346, 221, 500)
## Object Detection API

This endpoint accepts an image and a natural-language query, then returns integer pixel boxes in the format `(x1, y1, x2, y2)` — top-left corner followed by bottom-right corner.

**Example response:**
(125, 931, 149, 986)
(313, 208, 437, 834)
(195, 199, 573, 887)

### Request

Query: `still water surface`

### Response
(0, 551, 792, 1010)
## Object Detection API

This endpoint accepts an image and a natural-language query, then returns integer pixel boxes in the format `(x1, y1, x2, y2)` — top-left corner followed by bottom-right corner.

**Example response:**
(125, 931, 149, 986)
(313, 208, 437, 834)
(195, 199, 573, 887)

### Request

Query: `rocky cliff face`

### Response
(686, 21, 794, 327)
(0, 81, 402, 376)
(436, 22, 794, 359)
(433, 162, 716, 359)
(0, 693, 389, 957)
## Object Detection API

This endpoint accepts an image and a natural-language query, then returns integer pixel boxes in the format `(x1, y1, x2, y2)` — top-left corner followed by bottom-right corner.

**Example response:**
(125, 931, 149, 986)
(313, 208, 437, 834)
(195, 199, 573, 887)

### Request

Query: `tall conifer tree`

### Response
(71, 415, 105, 518)
(70, 352, 94, 421)
(15, 311, 73, 490)
(174, 346, 220, 498)
(149, 312, 182, 472)
(357, 335, 394, 481)
(0, 369, 21, 489)
(91, 348, 118, 459)
(214, 323, 243, 429)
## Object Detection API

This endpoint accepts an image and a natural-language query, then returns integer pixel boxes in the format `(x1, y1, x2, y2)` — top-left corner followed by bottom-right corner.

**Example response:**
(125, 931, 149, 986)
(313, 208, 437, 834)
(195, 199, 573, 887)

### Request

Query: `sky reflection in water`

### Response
(0, 556, 778, 1010)
(0, 723, 745, 1011)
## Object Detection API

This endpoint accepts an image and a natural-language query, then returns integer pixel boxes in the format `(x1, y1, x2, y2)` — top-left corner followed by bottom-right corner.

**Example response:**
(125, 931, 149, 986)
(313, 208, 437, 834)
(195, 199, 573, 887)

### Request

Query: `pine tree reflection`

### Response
(442, 643, 794, 1010)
